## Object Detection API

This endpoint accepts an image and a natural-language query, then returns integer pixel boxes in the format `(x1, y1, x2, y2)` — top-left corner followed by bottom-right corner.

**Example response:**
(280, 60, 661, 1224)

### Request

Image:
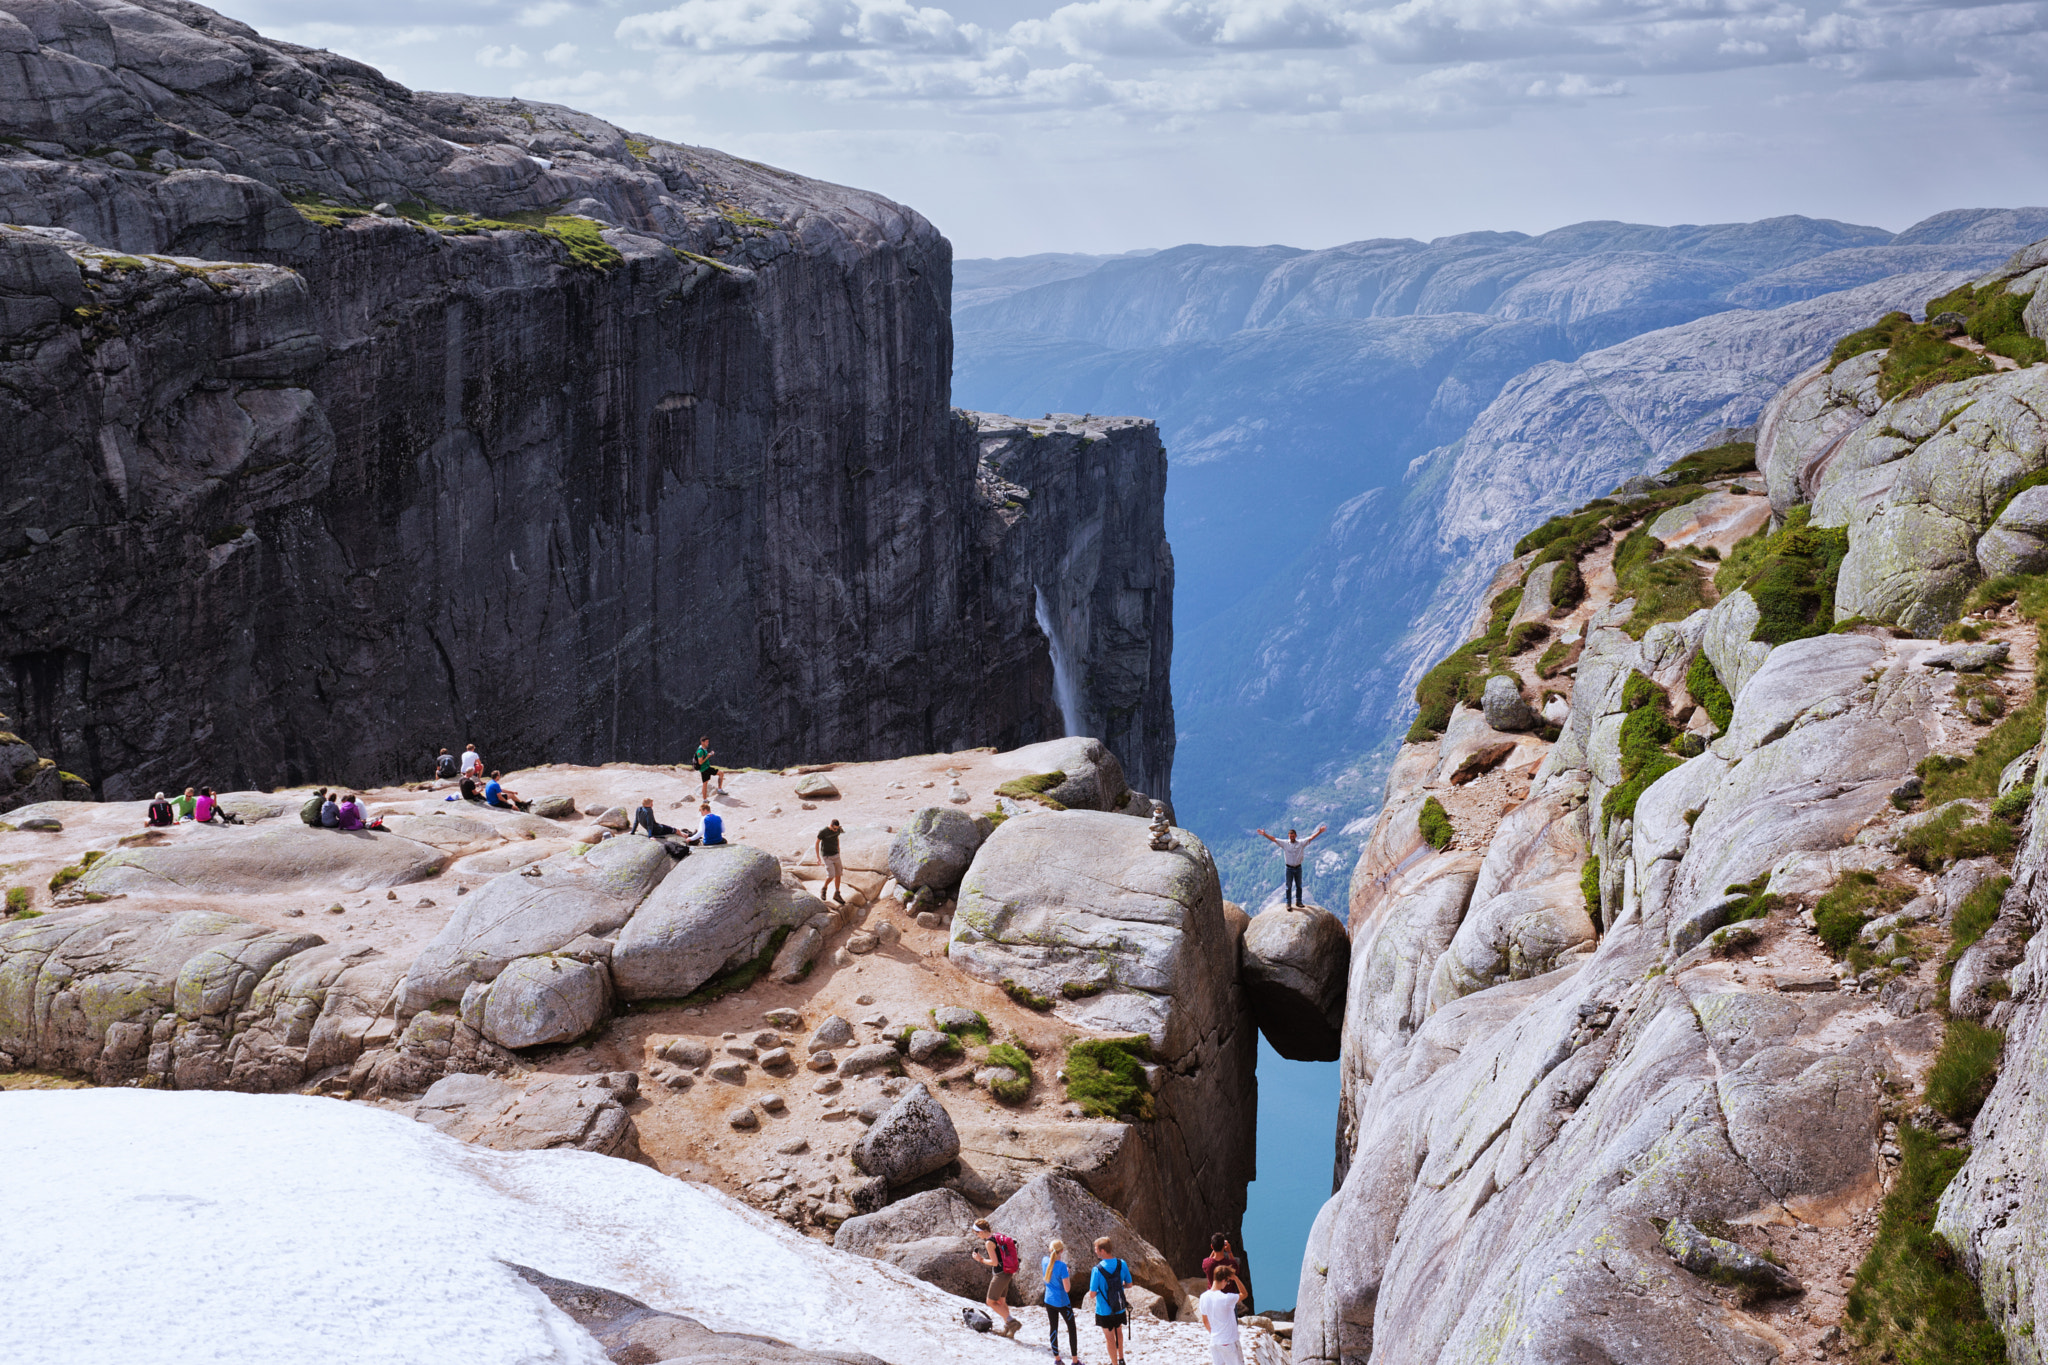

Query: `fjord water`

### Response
(1243, 1037, 1339, 1310)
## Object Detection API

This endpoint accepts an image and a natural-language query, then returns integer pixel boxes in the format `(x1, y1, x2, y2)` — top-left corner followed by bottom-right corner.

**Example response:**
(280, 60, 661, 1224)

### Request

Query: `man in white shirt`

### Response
(1256, 823, 1328, 906)
(1198, 1264, 1245, 1365)
(460, 745, 482, 780)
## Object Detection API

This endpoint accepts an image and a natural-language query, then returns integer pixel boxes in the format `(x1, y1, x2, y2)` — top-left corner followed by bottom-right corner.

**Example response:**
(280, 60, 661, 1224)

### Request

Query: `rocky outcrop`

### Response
(404, 1070, 640, 1157)
(0, 713, 89, 813)
(834, 1189, 990, 1301)
(851, 1083, 962, 1187)
(987, 1173, 1192, 1317)
(948, 808, 1256, 1268)
(887, 807, 989, 896)
(0, 0, 1174, 805)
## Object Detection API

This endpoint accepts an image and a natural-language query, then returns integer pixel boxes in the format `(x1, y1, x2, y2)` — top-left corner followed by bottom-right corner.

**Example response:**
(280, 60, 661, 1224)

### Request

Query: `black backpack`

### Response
(1098, 1259, 1128, 1315)
(436, 754, 458, 778)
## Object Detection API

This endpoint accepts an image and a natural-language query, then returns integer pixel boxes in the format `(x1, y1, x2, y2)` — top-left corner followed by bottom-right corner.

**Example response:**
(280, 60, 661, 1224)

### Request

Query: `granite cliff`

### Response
(1294, 241, 2048, 1362)
(0, 0, 1173, 802)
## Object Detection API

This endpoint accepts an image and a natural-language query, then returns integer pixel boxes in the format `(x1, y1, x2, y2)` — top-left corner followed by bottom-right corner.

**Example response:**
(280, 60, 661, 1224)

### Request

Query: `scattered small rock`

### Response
(661, 1039, 710, 1069)
(1661, 1217, 1801, 1294)
(725, 1044, 759, 1061)
(847, 931, 879, 955)
(326, 904, 345, 915)
(795, 774, 840, 799)
(764, 1007, 803, 1028)
(807, 1052, 837, 1072)
(386, 890, 397, 900)
(933, 1006, 979, 1032)
(727, 1106, 758, 1131)
(855, 994, 875, 1006)
(874, 921, 900, 947)
(709, 1060, 748, 1084)
(916, 911, 944, 929)
(760, 1092, 786, 1114)
(777, 1137, 809, 1155)
(760, 1047, 794, 1070)
(284, 908, 304, 917)
(814, 1078, 843, 1095)
(809, 1016, 853, 1051)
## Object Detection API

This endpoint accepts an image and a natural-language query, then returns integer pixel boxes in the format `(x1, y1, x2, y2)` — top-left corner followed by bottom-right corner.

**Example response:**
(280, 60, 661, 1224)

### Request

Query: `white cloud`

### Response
(544, 40, 582, 61)
(619, 0, 984, 53)
(475, 41, 532, 65)
(518, 1, 576, 23)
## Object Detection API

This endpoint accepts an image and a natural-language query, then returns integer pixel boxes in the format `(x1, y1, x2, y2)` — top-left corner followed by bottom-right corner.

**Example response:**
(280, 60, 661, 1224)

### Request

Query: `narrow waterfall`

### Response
(1034, 585, 1086, 738)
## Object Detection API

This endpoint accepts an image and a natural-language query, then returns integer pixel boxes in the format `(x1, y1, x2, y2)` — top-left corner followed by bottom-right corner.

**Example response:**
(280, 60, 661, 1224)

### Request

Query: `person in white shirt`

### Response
(460, 745, 483, 779)
(1198, 1264, 1245, 1365)
(1256, 823, 1327, 907)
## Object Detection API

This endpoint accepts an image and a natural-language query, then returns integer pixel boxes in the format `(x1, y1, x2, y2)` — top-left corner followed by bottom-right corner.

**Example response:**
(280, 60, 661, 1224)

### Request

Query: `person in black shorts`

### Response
(813, 819, 845, 904)
(694, 737, 724, 800)
(1086, 1235, 1132, 1365)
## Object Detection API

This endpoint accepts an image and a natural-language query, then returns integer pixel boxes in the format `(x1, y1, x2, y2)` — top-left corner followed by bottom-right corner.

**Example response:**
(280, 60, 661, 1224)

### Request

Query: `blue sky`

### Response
(231, 0, 2048, 255)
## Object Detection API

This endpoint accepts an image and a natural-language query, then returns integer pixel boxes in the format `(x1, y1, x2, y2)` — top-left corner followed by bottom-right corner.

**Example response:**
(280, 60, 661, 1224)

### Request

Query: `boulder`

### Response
(511, 1263, 888, 1365)
(809, 1016, 854, 1051)
(1660, 1218, 1801, 1294)
(1645, 490, 1771, 550)
(851, 1083, 959, 1185)
(76, 823, 444, 897)
(838, 1043, 901, 1078)
(405, 1071, 639, 1158)
(988, 1175, 1190, 1317)
(1239, 905, 1349, 1061)
(594, 807, 630, 831)
(834, 1188, 991, 1301)
(904, 1029, 954, 1064)
(530, 795, 577, 819)
(1480, 674, 1537, 733)
(398, 837, 673, 1012)
(795, 774, 840, 799)
(476, 954, 610, 1050)
(770, 924, 824, 984)
(888, 807, 988, 894)
(993, 737, 1131, 812)
(611, 846, 819, 1000)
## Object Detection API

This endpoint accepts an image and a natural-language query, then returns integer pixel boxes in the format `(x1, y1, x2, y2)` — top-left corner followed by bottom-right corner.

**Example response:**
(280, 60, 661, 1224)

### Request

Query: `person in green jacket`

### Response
(173, 788, 197, 821)
(300, 788, 328, 827)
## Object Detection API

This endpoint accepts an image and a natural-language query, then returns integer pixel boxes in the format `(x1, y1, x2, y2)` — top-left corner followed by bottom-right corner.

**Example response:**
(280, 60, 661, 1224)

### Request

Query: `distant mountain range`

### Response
(951, 209, 2048, 907)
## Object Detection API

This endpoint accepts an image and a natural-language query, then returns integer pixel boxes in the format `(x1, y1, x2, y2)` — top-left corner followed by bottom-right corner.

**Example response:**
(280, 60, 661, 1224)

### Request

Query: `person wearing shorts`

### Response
(1198, 1264, 1245, 1365)
(1086, 1236, 1131, 1365)
(814, 819, 845, 904)
(970, 1218, 1022, 1337)
(694, 737, 724, 800)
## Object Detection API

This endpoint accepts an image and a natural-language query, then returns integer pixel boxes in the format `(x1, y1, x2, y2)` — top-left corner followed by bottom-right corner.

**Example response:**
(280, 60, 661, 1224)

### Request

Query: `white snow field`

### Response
(0, 1089, 1227, 1365)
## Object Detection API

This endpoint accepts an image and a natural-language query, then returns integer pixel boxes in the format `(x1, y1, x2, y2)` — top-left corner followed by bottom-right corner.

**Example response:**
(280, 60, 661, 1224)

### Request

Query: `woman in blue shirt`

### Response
(1043, 1238, 1078, 1363)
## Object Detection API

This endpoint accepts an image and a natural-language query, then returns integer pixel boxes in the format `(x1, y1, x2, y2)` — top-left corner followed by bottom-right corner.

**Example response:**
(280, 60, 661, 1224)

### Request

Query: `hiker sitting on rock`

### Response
(632, 797, 677, 838)
(300, 787, 328, 826)
(146, 792, 176, 827)
(434, 748, 459, 785)
(320, 793, 342, 828)
(174, 787, 197, 822)
(335, 794, 365, 831)
(483, 771, 528, 811)
(696, 802, 725, 845)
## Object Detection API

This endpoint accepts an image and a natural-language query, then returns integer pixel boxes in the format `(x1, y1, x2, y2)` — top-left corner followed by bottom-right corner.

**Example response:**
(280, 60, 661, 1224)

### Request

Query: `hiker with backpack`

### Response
(434, 749, 459, 785)
(145, 792, 176, 827)
(300, 787, 327, 826)
(1085, 1236, 1132, 1365)
(1043, 1238, 1080, 1364)
(970, 1218, 1023, 1338)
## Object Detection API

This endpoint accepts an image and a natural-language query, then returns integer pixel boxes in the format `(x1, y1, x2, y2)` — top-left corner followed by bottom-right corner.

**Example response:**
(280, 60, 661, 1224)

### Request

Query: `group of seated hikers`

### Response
(296, 788, 385, 831)
(143, 787, 245, 827)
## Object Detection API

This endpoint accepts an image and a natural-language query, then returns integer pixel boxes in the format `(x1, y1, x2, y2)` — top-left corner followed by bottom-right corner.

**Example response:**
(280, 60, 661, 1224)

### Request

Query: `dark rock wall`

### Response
(0, 0, 1175, 799)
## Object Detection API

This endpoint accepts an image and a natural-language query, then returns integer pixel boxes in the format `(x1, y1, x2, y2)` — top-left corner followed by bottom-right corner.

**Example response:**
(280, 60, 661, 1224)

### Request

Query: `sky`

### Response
(227, 0, 2048, 257)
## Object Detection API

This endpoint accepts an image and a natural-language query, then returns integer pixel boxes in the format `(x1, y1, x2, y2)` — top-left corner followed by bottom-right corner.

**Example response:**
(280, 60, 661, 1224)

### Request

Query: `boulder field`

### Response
(0, 736, 1327, 1298)
(1297, 251, 2048, 1364)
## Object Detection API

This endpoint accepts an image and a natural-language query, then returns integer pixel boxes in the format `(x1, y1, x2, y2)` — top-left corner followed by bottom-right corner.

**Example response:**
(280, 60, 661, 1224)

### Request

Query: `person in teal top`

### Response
(1042, 1239, 1078, 1363)
(1085, 1236, 1132, 1365)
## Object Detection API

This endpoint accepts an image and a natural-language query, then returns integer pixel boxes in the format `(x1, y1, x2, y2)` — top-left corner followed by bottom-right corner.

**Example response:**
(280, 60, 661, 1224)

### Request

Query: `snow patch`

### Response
(0, 1090, 1217, 1365)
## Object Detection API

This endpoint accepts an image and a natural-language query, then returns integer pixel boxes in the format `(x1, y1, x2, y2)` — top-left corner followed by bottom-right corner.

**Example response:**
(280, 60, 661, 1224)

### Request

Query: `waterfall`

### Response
(1034, 585, 1086, 738)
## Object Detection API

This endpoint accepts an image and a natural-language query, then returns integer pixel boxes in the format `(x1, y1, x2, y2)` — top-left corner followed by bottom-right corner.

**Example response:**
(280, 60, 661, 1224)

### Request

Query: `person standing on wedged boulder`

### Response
(1257, 824, 1327, 907)
(814, 819, 846, 904)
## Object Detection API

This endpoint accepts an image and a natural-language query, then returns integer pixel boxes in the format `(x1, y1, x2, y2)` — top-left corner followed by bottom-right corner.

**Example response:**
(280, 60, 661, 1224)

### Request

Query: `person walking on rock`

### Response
(1257, 824, 1327, 907)
(1198, 1264, 1246, 1365)
(1085, 1235, 1132, 1365)
(632, 797, 676, 839)
(697, 802, 725, 845)
(970, 1218, 1023, 1338)
(814, 818, 846, 904)
(694, 737, 724, 800)
(1043, 1238, 1080, 1364)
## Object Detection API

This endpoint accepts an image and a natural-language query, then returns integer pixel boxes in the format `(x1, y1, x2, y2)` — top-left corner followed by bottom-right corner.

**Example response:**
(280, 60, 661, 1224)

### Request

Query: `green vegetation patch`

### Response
(1830, 310, 1998, 400)
(1611, 524, 1712, 639)
(1946, 876, 2011, 982)
(1845, 1124, 2009, 1364)
(1001, 978, 1055, 1011)
(1580, 857, 1601, 922)
(1407, 586, 1524, 741)
(1712, 506, 1850, 645)
(1063, 1036, 1154, 1120)
(1685, 650, 1733, 735)
(1418, 796, 1453, 851)
(1926, 280, 2047, 368)
(1812, 871, 1913, 956)
(995, 771, 1067, 810)
(985, 1041, 1033, 1104)
(1601, 672, 1685, 832)
(1899, 802, 2020, 872)
(932, 1008, 991, 1044)
(1926, 1018, 2005, 1125)
(1661, 441, 1758, 484)
(47, 849, 104, 894)
(5, 886, 27, 915)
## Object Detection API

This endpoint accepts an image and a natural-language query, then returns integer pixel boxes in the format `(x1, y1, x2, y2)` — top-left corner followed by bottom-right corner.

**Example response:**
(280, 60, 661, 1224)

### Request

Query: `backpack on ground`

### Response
(962, 1308, 993, 1333)
(990, 1232, 1019, 1274)
(1098, 1259, 1128, 1315)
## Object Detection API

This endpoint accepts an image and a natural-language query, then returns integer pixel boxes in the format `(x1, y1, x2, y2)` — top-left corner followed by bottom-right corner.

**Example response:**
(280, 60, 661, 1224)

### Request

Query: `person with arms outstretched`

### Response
(1257, 824, 1327, 907)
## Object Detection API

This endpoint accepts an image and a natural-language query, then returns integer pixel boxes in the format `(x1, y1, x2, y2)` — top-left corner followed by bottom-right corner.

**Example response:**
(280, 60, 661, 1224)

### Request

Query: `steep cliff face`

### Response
(1296, 245, 2048, 1363)
(0, 0, 1173, 799)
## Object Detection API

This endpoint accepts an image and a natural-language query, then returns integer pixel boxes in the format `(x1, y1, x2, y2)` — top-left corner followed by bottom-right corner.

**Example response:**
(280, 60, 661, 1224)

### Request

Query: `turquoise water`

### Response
(1239, 1037, 1339, 1310)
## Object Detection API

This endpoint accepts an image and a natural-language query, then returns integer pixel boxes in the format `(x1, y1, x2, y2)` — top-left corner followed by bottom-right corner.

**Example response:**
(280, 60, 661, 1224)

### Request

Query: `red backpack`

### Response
(989, 1233, 1020, 1274)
